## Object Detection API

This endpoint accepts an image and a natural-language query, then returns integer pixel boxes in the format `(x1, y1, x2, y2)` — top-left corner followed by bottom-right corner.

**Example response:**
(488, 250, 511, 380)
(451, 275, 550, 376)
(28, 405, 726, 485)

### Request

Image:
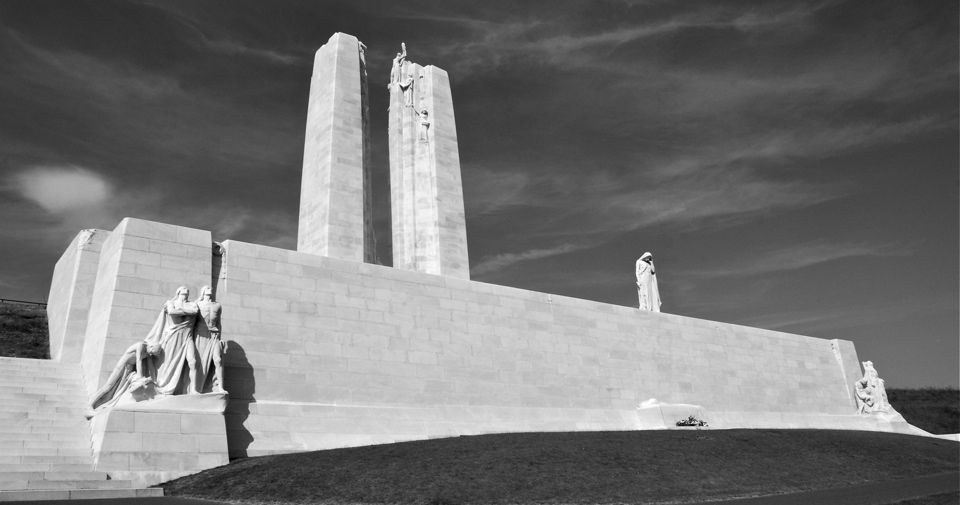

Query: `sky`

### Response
(0, 0, 956, 387)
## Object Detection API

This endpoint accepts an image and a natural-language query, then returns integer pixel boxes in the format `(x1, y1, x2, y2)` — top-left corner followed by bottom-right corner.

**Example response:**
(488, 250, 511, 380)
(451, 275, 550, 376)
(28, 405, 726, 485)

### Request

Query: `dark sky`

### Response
(0, 0, 956, 387)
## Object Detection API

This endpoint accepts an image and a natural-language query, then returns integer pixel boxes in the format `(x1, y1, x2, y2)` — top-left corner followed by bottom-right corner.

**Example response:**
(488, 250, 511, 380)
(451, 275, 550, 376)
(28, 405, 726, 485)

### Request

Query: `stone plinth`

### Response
(91, 394, 229, 487)
(389, 59, 469, 278)
(298, 32, 374, 263)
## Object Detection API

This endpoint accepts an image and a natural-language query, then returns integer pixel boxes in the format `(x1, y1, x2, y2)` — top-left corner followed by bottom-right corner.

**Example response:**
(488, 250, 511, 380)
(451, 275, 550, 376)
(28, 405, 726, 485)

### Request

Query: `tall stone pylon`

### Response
(387, 44, 470, 278)
(298, 32, 375, 263)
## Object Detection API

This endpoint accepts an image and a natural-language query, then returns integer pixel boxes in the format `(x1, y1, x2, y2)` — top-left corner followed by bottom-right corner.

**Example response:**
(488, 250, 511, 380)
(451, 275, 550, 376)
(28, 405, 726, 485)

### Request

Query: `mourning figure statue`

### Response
(636, 252, 662, 312)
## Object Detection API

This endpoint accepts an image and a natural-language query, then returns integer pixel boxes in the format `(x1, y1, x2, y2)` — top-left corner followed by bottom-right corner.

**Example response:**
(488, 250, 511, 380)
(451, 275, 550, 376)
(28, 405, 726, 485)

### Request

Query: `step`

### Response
(0, 422, 88, 433)
(0, 487, 163, 501)
(0, 384, 85, 394)
(0, 442, 91, 452)
(0, 432, 89, 442)
(0, 410, 86, 422)
(0, 447, 90, 457)
(0, 412, 89, 423)
(0, 464, 93, 473)
(0, 456, 92, 465)
(0, 437, 90, 448)
(24, 479, 135, 490)
(0, 392, 83, 402)
(0, 407, 91, 417)
(0, 371, 81, 381)
(0, 472, 108, 481)
(0, 400, 88, 411)
(0, 416, 89, 427)
(0, 386, 86, 399)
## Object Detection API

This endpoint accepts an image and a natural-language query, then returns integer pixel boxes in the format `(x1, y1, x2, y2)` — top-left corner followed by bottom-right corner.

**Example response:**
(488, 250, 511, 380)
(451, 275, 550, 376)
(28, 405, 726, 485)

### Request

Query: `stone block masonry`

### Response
(47, 229, 108, 362)
(48, 217, 920, 466)
(79, 218, 211, 398)
(213, 236, 871, 457)
(91, 406, 229, 487)
(298, 32, 375, 263)
(389, 57, 469, 279)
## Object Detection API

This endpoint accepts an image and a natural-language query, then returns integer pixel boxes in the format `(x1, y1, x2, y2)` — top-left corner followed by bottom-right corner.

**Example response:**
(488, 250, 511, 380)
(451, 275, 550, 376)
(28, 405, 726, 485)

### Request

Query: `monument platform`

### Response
(43, 217, 929, 476)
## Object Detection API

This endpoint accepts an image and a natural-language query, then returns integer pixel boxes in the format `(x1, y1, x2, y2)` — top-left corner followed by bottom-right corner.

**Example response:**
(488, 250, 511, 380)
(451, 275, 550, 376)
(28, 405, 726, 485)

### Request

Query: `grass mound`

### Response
(164, 430, 959, 504)
(0, 302, 49, 359)
(888, 388, 960, 434)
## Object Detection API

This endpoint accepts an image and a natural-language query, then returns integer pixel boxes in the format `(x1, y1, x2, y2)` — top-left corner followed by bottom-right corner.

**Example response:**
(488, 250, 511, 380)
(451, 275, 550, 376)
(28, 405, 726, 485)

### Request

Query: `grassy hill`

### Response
(888, 388, 960, 435)
(163, 430, 958, 505)
(0, 302, 49, 359)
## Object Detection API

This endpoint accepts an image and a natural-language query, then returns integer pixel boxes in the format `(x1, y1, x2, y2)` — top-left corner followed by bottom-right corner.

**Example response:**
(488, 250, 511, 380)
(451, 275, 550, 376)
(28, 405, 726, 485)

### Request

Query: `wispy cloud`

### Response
(14, 165, 111, 213)
(413, 1, 836, 74)
(472, 243, 586, 276)
(737, 296, 958, 335)
(201, 37, 301, 65)
(680, 240, 914, 279)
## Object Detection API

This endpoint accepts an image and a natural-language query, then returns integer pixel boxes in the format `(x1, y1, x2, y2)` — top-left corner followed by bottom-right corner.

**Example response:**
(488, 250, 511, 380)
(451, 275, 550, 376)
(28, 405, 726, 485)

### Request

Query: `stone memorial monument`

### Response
(9, 31, 942, 495)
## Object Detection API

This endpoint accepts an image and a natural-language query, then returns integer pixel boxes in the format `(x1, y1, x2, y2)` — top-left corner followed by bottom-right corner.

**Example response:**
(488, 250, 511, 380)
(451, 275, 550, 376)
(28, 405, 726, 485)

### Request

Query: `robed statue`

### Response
(636, 252, 662, 312)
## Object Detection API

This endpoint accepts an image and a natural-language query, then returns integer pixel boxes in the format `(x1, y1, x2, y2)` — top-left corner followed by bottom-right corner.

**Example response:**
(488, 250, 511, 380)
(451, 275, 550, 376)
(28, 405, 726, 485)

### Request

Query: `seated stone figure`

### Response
(854, 361, 890, 414)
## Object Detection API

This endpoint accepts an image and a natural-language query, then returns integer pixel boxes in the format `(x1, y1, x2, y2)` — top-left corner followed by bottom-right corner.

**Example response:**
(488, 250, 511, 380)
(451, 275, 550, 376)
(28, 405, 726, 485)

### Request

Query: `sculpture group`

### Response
(91, 286, 225, 410)
(855, 361, 890, 414)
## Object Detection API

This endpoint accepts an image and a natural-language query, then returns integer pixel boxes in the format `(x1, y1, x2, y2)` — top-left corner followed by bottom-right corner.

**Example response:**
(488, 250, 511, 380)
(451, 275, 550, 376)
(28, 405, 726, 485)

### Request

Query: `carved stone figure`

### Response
(389, 42, 407, 85)
(855, 361, 890, 414)
(196, 285, 226, 393)
(90, 338, 160, 410)
(636, 252, 661, 312)
(416, 108, 430, 142)
(89, 286, 202, 410)
(153, 286, 201, 395)
(399, 72, 415, 106)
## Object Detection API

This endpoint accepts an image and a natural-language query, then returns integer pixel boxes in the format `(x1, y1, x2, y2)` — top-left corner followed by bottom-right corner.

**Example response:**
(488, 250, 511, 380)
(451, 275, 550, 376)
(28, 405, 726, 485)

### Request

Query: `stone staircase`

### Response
(0, 357, 163, 501)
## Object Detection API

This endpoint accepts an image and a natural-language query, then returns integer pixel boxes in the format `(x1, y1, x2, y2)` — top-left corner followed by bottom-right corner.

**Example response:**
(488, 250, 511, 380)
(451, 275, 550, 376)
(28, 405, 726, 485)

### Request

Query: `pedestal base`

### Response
(91, 393, 229, 487)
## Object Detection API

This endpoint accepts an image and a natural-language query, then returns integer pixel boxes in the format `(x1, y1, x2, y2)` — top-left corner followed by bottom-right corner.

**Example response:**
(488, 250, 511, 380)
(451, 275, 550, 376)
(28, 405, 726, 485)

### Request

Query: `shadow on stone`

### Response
(223, 340, 255, 459)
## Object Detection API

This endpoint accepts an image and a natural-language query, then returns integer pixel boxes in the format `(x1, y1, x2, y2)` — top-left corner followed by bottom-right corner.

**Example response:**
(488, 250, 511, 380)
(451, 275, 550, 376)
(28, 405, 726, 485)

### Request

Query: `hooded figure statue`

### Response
(636, 252, 662, 312)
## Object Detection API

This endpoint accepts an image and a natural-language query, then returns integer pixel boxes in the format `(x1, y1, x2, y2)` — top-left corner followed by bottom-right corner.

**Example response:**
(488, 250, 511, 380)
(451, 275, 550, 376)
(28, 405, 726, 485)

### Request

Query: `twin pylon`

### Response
(297, 32, 470, 279)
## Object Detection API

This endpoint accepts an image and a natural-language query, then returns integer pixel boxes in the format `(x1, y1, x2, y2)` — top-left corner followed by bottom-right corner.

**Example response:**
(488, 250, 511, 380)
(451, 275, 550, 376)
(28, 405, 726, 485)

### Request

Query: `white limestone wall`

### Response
(216, 238, 864, 457)
(51, 218, 871, 461)
(80, 218, 211, 396)
(47, 229, 109, 361)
